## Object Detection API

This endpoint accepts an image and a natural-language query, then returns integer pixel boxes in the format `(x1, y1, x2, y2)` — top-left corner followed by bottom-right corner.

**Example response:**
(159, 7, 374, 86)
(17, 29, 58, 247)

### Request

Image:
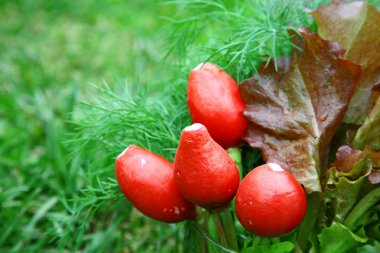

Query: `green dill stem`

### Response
(219, 208, 239, 251)
(227, 148, 243, 180)
(207, 214, 220, 253)
(344, 187, 380, 230)
(212, 211, 228, 247)
(208, 208, 239, 251)
(201, 211, 210, 253)
(227, 147, 245, 246)
(192, 218, 237, 253)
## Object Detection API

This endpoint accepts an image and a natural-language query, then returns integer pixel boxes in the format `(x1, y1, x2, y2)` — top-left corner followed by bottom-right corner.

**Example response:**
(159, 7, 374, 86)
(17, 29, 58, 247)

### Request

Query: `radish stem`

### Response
(213, 211, 228, 246)
(201, 211, 209, 253)
(220, 208, 239, 250)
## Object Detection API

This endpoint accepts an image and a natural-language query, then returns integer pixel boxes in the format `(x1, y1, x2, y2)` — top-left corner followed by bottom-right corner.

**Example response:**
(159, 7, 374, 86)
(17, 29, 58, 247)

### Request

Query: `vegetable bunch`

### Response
(113, 1, 380, 252)
(116, 61, 307, 250)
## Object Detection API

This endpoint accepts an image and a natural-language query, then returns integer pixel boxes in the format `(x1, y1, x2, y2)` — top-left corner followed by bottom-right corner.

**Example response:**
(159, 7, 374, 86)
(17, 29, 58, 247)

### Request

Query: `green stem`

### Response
(227, 147, 243, 180)
(191, 220, 238, 253)
(344, 187, 380, 230)
(227, 147, 244, 247)
(213, 211, 228, 246)
(201, 212, 210, 253)
(208, 214, 219, 253)
(219, 208, 239, 250)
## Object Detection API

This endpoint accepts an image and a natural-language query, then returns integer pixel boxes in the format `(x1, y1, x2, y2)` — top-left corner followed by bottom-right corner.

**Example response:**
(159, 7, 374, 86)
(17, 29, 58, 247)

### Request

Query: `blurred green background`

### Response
(3, 0, 379, 252)
(0, 0, 181, 252)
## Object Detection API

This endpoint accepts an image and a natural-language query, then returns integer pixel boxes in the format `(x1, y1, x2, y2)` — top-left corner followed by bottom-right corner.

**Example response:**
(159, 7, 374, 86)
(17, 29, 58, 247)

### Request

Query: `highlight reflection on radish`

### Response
(115, 145, 195, 223)
(235, 163, 307, 237)
(174, 123, 240, 209)
(187, 62, 248, 149)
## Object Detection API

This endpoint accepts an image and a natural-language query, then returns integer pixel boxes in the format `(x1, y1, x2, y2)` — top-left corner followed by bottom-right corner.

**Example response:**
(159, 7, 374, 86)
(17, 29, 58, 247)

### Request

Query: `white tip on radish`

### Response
(184, 123, 203, 131)
(268, 163, 284, 172)
(117, 145, 131, 159)
(193, 63, 205, 70)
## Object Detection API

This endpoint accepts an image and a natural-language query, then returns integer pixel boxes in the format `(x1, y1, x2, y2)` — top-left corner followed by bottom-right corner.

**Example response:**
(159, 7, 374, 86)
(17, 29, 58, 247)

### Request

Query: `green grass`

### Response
(0, 0, 182, 252)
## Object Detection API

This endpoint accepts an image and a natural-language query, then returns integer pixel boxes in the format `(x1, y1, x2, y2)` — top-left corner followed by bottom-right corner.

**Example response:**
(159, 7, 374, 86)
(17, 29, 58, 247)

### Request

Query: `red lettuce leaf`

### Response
(239, 27, 361, 193)
(332, 145, 380, 185)
(325, 145, 371, 225)
(326, 162, 371, 224)
(311, 1, 380, 124)
(334, 145, 366, 173)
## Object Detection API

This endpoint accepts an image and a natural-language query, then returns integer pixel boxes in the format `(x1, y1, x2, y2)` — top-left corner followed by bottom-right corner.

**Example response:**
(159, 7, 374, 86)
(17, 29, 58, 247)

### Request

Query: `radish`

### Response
(115, 145, 196, 223)
(187, 62, 248, 149)
(174, 123, 240, 209)
(235, 163, 307, 237)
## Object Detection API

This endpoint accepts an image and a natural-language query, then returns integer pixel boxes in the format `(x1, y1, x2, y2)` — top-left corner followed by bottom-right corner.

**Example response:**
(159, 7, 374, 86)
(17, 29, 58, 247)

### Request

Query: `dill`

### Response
(163, 0, 330, 81)
(53, 77, 191, 249)
(68, 79, 190, 163)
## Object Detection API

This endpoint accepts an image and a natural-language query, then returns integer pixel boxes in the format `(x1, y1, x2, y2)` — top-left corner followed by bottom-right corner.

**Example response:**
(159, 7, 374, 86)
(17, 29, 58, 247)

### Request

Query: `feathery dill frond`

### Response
(53, 78, 190, 249)
(68, 78, 190, 163)
(163, 0, 330, 81)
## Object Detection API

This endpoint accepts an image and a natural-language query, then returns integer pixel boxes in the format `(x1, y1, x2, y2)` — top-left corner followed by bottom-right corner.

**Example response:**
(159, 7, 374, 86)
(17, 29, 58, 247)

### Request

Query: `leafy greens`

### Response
(311, 0, 380, 124)
(238, 2, 380, 251)
(239, 27, 361, 193)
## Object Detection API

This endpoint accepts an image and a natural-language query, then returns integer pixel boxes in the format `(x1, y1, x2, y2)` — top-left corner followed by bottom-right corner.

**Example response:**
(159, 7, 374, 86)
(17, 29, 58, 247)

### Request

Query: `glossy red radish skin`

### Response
(115, 145, 195, 223)
(174, 123, 240, 209)
(187, 62, 248, 149)
(235, 163, 307, 237)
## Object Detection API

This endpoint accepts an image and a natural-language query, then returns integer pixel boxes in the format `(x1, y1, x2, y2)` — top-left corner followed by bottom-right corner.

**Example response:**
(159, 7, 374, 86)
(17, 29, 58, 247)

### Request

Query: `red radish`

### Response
(115, 145, 195, 223)
(187, 62, 248, 149)
(235, 163, 307, 237)
(174, 123, 240, 209)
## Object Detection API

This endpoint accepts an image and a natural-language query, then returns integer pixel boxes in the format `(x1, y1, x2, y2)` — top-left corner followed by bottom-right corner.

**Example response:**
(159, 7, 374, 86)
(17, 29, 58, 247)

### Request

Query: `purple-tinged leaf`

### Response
(312, 1, 380, 124)
(240, 27, 361, 193)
